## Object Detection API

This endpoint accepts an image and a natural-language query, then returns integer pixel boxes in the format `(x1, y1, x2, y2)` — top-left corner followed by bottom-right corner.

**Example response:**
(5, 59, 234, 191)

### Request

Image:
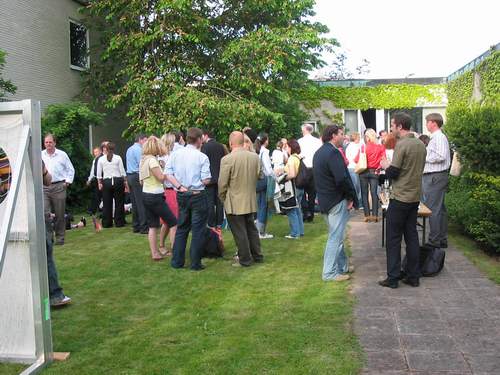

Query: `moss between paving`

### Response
(0, 215, 362, 375)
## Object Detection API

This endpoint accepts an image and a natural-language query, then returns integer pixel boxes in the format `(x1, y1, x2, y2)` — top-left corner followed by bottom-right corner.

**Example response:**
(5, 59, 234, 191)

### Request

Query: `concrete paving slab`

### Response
(349, 211, 500, 374)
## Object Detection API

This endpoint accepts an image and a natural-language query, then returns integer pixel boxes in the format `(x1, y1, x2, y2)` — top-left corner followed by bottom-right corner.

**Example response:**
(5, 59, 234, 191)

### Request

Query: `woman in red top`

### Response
(355, 128, 386, 222)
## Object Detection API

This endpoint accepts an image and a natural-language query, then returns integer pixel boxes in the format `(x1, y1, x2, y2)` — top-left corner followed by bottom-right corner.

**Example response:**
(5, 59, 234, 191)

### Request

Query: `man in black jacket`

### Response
(313, 125, 356, 282)
(201, 129, 228, 228)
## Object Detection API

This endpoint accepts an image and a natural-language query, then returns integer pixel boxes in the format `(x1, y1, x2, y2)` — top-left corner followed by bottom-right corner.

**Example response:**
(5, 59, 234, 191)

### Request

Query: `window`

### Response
(388, 108, 423, 133)
(69, 20, 89, 70)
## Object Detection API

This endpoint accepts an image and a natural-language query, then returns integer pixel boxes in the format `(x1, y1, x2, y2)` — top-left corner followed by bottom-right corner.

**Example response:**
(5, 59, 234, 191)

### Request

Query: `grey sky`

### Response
(311, 0, 500, 79)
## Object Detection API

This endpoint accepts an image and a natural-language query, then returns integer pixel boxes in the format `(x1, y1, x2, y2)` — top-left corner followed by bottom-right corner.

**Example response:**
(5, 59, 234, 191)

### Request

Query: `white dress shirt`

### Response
(298, 134, 322, 168)
(424, 129, 451, 173)
(87, 156, 101, 183)
(97, 155, 126, 179)
(42, 148, 75, 184)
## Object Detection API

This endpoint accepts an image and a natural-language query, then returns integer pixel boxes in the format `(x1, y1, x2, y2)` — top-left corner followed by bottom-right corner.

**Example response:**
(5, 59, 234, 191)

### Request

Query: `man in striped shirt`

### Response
(422, 113, 451, 249)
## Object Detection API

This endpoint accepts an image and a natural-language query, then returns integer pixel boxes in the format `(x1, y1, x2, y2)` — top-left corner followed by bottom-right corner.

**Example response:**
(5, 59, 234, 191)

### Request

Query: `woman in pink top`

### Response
(355, 129, 386, 222)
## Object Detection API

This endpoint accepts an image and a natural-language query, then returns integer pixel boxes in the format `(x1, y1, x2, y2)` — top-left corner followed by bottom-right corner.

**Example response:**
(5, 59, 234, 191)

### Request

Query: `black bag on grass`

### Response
(202, 227, 225, 258)
(402, 244, 445, 277)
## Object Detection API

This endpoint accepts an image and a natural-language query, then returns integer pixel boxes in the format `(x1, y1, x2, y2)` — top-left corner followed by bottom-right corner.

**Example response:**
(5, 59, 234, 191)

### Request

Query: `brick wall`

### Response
(0, 0, 84, 110)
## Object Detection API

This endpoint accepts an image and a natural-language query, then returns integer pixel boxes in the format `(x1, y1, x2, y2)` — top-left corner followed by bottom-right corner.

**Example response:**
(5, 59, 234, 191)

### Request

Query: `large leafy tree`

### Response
(0, 49, 16, 99)
(83, 0, 335, 142)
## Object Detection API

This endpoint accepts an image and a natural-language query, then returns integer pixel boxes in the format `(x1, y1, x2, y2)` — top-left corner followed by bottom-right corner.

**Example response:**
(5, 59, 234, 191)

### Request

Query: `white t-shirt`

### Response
(345, 142, 361, 169)
(298, 134, 322, 168)
(271, 149, 286, 169)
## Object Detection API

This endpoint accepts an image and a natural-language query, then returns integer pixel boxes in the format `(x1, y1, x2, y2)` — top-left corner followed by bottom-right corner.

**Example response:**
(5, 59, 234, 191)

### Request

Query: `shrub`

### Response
(446, 172, 500, 254)
(41, 102, 104, 210)
(446, 104, 500, 174)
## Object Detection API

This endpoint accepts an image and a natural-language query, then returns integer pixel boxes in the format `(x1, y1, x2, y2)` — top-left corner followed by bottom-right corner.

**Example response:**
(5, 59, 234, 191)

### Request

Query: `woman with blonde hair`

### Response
(140, 136, 177, 261)
(158, 133, 178, 256)
(243, 134, 255, 152)
(355, 128, 386, 222)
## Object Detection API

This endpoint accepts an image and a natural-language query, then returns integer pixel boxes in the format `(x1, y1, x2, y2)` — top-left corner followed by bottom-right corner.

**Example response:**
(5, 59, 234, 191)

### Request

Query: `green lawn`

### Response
(449, 223, 500, 285)
(1, 215, 362, 375)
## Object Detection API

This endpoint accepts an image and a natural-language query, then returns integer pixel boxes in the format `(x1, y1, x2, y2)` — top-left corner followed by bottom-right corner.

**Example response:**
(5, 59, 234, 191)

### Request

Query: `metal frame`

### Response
(0, 100, 53, 374)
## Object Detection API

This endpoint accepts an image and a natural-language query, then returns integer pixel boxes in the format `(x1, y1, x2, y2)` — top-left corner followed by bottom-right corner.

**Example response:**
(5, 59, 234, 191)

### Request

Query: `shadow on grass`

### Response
(1, 215, 362, 374)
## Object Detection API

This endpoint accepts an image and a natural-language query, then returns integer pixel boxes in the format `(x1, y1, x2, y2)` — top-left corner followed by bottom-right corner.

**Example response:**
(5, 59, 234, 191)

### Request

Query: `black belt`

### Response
(423, 170, 448, 175)
(51, 181, 64, 184)
(126, 172, 139, 175)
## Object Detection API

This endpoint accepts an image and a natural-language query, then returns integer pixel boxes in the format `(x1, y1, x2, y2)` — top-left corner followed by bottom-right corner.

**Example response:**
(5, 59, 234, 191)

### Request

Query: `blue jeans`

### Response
(322, 199, 350, 280)
(256, 188, 268, 234)
(171, 191, 208, 270)
(46, 218, 64, 300)
(286, 188, 304, 237)
(348, 168, 362, 204)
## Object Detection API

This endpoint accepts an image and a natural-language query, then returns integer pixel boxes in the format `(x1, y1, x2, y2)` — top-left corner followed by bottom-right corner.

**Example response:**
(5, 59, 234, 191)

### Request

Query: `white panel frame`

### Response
(0, 100, 53, 374)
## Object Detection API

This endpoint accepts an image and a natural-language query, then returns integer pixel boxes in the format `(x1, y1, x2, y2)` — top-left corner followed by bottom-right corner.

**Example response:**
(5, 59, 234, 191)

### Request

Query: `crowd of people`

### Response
(40, 111, 451, 306)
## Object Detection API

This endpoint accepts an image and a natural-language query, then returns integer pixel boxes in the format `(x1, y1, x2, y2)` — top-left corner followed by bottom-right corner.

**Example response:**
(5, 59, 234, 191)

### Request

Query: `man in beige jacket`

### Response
(219, 131, 264, 267)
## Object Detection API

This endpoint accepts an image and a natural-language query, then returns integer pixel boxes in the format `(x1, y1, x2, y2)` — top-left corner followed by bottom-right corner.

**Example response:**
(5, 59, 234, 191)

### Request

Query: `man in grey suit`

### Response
(218, 131, 263, 267)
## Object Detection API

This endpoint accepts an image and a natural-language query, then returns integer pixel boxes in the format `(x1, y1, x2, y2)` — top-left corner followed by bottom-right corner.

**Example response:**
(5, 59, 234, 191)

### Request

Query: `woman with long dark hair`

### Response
(97, 142, 128, 227)
(254, 132, 275, 239)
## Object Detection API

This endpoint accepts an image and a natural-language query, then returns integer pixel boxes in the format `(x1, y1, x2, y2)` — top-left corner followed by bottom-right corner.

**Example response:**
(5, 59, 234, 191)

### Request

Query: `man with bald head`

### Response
(219, 131, 263, 267)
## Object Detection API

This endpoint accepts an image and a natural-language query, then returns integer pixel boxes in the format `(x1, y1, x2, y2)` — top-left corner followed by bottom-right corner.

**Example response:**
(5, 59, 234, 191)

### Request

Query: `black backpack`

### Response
(403, 244, 446, 277)
(294, 156, 312, 189)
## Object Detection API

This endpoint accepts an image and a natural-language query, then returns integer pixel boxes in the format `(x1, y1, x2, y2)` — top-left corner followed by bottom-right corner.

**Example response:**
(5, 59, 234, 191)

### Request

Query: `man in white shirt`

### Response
(298, 123, 322, 222)
(42, 134, 75, 245)
(422, 113, 451, 248)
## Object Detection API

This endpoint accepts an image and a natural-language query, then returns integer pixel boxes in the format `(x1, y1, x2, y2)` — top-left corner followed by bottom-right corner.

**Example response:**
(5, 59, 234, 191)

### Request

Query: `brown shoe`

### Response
(363, 216, 370, 222)
(371, 216, 379, 223)
(333, 274, 350, 282)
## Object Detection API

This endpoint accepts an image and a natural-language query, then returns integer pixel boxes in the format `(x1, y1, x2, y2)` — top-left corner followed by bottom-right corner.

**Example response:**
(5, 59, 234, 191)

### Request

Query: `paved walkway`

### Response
(349, 211, 500, 375)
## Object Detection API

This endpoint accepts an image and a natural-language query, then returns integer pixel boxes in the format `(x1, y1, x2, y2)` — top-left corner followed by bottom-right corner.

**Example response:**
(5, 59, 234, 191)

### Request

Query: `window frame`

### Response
(69, 18, 90, 71)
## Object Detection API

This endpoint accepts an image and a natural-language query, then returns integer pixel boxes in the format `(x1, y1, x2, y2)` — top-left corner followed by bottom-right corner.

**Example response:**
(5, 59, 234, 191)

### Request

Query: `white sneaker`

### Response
(259, 233, 274, 239)
(285, 235, 299, 239)
(51, 295, 72, 307)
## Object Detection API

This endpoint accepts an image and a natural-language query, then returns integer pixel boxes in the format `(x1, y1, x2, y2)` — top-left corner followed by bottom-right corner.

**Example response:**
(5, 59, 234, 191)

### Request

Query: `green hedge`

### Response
(42, 102, 104, 210)
(445, 50, 499, 253)
(446, 104, 500, 174)
(446, 172, 500, 253)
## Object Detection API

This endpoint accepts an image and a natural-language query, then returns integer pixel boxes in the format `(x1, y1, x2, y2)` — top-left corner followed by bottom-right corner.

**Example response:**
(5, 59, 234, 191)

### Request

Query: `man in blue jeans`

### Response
(166, 127, 211, 271)
(313, 125, 357, 281)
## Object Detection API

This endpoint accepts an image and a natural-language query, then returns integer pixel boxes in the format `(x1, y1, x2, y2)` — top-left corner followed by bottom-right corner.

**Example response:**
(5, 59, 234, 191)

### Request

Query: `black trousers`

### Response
(88, 178, 102, 215)
(386, 199, 420, 282)
(206, 184, 224, 227)
(127, 173, 148, 232)
(302, 173, 316, 219)
(102, 177, 125, 228)
(226, 213, 263, 266)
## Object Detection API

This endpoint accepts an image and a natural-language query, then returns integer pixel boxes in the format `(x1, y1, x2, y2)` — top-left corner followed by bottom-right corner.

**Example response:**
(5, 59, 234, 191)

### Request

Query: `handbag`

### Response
(450, 151, 462, 177)
(354, 145, 367, 174)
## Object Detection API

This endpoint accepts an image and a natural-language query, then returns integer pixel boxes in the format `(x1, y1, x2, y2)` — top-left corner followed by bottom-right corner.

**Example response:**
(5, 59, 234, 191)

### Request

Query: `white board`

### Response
(0, 100, 52, 373)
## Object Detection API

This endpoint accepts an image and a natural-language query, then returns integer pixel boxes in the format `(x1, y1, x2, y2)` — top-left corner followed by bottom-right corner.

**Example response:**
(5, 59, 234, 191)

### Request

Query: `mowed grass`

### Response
(1, 215, 362, 375)
(449, 223, 500, 285)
